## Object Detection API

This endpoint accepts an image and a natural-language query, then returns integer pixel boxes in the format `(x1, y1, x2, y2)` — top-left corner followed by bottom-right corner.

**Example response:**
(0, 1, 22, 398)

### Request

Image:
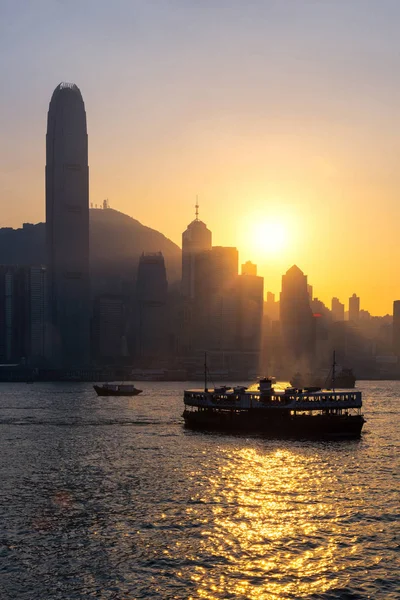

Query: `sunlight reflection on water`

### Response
(189, 448, 343, 598)
(0, 382, 398, 599)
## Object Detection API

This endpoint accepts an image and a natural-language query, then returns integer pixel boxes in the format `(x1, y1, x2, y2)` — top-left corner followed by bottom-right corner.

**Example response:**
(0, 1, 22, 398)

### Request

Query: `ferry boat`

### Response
(183, 350, 365, 438)
(183, 378, 364, 438)
(93, 383, 143, 397)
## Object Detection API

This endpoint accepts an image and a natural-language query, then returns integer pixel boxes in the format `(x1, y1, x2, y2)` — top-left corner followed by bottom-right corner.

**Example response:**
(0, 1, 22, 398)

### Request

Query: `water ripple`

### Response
(0, 381, 398, 599)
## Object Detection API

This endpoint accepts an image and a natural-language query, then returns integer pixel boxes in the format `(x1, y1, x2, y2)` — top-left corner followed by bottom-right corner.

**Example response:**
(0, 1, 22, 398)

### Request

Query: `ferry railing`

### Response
(184, 390, 362, 410)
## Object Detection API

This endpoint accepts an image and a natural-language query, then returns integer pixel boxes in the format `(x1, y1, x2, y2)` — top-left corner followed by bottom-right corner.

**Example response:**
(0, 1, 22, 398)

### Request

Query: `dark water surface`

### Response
(0, 381, 398, 599)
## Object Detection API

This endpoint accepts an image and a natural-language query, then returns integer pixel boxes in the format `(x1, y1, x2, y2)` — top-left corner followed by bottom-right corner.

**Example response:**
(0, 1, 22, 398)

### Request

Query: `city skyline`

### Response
(0, 7, 398, 600)
(2, 1, 400, 314)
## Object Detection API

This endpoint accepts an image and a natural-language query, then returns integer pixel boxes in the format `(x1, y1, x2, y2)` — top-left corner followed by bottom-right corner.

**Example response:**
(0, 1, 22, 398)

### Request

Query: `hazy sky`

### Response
(1, 0, 400, 315)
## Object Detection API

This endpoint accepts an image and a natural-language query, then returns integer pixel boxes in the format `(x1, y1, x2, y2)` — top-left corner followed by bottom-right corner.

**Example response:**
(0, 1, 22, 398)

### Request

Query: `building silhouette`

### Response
(280, 265, 315, 372)
(236, 269, 264, 372)
(331, 297, 345, 321)
(136, 252, 168, 361)
(193, 246, 239, 353)
(349, 293, 360, 322)
(264, 292, 279, 321)
(29, 266, 49, 364)
(181, 205, 212, 357)
(242, 260, 257, 277)
(181, 203, 212, 299)
(311, 297, 332, 364)
(393, 300, 400, 358)
(46, 82, 90, 366)
(92, 294, 128, 363)
(0, 265, 48, 365)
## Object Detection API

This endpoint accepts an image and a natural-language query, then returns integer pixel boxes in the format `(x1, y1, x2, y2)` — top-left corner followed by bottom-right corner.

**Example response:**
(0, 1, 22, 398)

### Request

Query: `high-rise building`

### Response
(331, 297, 345, 321)
(0, 265, 48, 365)
(393, 300, 400, 357)
(264, 291, 279, 321)
(349, 293, 360, 322)
(185, 246, 239, 361)
(194, 246, 238, 297)
(236, 272, 264, 377)
(46, 82, 90, 366)
(181, 206, 212, 356)
(136, 252, 168, 360)
(241, 261, 257, 276)
(359, 309, 371, 321)
(311, 297, 330, 318)
(29, 266, 49, 363)
(181, 204, 212, 299)
(0, 266, 25, 363)
(92, 294, 128, 363)
(311, 297, 331, 362)
(236, 272, 264, 357)
(280, 265, 316, 369)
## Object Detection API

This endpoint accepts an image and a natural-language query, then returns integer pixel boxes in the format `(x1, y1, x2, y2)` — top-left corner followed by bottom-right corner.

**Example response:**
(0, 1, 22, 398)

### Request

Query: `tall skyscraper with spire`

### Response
(181, 202, 212, 298)
(46, 82, 90, 366)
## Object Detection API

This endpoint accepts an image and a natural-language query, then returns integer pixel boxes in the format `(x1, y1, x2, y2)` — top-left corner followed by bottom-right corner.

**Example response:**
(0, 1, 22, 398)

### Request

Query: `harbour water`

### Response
(0, 381, 398, 599)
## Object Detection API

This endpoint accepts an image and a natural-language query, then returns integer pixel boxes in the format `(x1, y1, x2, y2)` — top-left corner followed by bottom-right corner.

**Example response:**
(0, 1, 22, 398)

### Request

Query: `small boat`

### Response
(93, 383, 143, 397)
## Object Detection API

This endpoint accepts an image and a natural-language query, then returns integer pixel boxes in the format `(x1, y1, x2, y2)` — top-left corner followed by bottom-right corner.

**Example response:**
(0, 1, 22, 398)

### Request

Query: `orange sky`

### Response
(1, 1, 400, 315)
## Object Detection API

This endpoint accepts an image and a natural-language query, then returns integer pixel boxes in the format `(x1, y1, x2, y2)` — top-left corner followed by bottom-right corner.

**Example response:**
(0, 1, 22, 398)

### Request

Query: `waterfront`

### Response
(0, 382, 398, 599)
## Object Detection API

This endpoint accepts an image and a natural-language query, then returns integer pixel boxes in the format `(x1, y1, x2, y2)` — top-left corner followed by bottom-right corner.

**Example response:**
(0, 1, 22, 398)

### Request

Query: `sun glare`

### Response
(235, 203, 299, 265)
(251, 220, 288, 254)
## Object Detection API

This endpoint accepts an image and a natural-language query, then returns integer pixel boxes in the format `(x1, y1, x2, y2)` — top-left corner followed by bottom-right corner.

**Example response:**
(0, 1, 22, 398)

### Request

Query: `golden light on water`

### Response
(188, 447, 351, 599)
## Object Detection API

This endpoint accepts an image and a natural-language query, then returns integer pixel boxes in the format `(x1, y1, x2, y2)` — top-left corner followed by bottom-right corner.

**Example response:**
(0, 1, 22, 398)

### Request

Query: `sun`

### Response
(236, 209, 295, 263)
(250, 220, 288, 254)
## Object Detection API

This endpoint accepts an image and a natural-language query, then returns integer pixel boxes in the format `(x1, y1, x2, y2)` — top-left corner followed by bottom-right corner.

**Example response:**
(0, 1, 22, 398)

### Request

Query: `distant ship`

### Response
(93, 383, 143, 397)
(292, 367, 356, 389)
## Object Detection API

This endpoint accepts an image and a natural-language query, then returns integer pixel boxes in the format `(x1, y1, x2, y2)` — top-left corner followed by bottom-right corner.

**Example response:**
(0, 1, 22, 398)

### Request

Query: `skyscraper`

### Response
(241, 261, 257, 277)
(136, 252, 168, 360)
(0, 265, 48, 365)
(181, 205, 212, 355)
(393, 300, 400, 357)
(181, 204, 212, 299)
(46, 82, 90, 366)
(192, 246, 239, 356)
(331, 297, 345, 321)
(92, 294, 128, 363)
(349, 293, 360, 322)
(280, 265, 316, 369)
(236, 270, 264, 357)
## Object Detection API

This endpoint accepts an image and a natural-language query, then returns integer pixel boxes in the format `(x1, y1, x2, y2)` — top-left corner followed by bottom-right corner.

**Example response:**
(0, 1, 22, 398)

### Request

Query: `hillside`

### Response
(0, 208, 182, 291)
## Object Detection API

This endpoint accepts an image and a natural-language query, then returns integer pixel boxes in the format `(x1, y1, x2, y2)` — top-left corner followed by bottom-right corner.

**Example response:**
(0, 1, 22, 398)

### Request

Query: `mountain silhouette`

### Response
(0, 208, 181, 293)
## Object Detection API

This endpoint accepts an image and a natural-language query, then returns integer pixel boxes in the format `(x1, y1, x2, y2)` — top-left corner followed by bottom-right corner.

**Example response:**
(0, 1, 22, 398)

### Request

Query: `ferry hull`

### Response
(183, 410, 364, 439)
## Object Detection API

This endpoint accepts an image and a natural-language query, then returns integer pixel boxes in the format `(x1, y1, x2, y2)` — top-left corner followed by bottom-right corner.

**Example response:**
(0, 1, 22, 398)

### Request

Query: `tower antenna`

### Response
(195, 196, 199, 221)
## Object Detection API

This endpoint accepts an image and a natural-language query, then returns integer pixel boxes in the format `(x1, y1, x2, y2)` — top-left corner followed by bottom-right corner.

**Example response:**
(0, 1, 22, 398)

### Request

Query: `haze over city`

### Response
(2, 0, 400, 314)
(1, 4, 400, 600)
